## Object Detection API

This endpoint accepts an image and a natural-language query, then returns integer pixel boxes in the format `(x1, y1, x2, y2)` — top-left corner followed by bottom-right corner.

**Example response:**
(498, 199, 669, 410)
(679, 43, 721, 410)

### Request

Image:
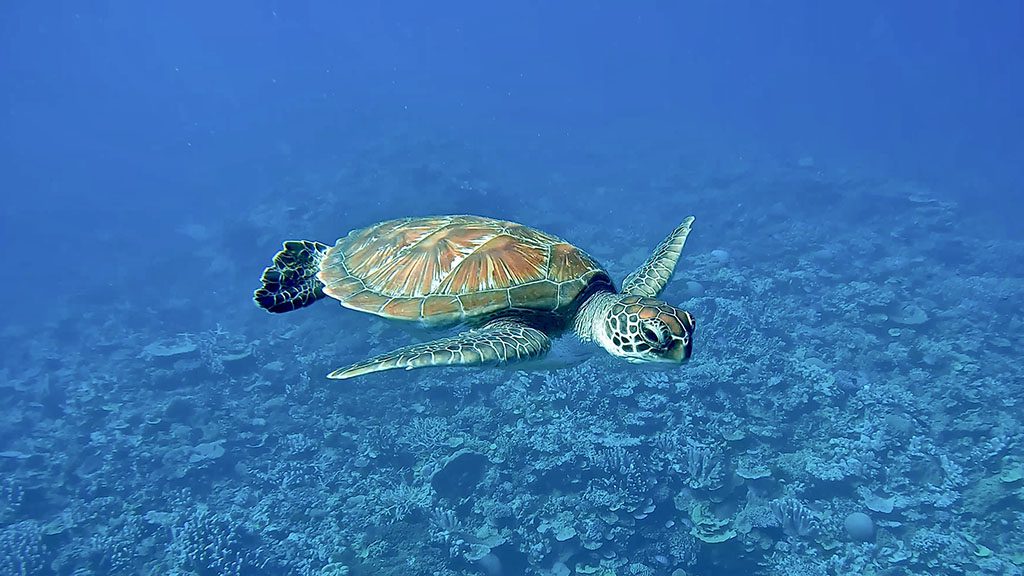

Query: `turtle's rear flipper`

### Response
(328, 320, 551, 379)
(621, 216, 695, 298)
(254, 240, 329, 313)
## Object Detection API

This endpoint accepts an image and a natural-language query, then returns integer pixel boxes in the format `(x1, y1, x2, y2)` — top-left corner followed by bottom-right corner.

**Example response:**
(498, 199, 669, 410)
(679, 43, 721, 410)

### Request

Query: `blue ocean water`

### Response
(2, 2, 1023, 574)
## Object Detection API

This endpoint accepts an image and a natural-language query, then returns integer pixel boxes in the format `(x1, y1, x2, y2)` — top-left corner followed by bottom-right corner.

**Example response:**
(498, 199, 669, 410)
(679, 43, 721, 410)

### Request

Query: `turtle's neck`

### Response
(573, 291, 618, 342)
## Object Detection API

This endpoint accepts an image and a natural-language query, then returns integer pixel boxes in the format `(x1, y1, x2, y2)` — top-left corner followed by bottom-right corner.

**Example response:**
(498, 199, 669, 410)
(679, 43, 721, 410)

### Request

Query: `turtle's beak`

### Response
(668, 310, 695, 363)
(666, 334, 693, 363)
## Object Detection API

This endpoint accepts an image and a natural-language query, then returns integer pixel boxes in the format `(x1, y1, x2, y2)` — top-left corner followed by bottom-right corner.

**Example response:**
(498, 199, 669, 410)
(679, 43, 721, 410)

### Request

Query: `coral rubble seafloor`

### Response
(1, 147, 1022, 576)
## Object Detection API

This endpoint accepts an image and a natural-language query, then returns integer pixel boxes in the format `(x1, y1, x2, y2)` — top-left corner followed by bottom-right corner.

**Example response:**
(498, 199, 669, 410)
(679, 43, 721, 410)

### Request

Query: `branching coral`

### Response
(770, 499, 814, 538)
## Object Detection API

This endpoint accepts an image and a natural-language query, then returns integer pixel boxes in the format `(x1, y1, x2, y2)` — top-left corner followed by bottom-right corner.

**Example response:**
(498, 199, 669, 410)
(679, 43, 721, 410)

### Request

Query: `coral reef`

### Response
(1, 143, 1021, 575)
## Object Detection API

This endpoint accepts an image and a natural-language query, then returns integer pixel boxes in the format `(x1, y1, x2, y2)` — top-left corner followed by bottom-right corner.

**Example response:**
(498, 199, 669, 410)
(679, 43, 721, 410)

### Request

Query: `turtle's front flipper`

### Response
(621, 216, 695, 298)
(327, 320, 551, 380)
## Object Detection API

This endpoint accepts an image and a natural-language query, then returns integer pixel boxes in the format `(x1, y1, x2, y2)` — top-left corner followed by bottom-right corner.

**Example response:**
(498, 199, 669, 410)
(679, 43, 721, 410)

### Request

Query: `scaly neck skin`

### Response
(573, 290, 619, 343)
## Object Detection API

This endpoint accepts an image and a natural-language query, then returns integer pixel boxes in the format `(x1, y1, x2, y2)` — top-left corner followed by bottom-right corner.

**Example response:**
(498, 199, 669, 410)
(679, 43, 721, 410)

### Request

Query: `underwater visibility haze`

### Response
(1, 2, 1023, 575)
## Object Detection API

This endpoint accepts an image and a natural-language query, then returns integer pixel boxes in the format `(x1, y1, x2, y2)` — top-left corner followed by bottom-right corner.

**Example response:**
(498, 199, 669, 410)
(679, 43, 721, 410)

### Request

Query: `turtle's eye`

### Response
(640, 321, 667, 348)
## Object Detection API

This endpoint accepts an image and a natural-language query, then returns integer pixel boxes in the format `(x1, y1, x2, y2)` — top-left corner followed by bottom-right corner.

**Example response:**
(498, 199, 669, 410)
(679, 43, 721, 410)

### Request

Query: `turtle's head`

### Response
(597, 295, 695, 365)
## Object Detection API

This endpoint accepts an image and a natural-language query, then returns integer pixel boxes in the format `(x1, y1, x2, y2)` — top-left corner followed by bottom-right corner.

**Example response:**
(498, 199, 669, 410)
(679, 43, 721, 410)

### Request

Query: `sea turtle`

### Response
(254, 214, 696, 379)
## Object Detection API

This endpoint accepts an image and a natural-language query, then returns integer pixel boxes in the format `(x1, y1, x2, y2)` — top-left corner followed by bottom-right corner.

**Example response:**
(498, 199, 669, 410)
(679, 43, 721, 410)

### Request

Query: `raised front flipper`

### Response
(621, 216, 695, 298)
(327, 320, 551, 380)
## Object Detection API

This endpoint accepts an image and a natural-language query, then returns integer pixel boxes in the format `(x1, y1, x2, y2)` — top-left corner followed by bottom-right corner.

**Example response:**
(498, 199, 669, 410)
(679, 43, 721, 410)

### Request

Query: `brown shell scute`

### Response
(317, 215, 606, 325)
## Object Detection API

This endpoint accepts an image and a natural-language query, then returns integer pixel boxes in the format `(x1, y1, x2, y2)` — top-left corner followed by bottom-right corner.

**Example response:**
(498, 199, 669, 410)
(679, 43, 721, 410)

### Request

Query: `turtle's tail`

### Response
(254, 240, 329, 313)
